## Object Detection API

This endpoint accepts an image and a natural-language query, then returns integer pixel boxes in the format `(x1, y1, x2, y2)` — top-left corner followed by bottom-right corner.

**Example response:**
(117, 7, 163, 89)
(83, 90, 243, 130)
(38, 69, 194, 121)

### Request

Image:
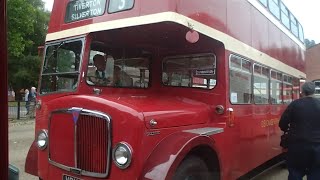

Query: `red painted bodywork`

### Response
(25, 141, 39, 176)
(25, 0, 305, 180)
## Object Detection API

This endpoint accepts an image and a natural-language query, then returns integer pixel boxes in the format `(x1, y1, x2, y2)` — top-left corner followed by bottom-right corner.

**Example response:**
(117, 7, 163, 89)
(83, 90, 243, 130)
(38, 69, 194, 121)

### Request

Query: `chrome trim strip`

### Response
(183, 127, 224, 136)
(48, 107, 112, 178)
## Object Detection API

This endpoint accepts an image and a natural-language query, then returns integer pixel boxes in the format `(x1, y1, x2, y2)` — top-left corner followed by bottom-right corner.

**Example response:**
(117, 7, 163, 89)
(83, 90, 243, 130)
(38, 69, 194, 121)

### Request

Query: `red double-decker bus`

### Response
(25, 0, 306, 179)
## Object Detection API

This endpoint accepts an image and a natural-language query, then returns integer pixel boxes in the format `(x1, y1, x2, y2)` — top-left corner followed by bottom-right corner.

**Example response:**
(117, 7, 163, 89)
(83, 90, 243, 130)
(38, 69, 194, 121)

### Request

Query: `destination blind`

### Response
(65, 0, 106, 23)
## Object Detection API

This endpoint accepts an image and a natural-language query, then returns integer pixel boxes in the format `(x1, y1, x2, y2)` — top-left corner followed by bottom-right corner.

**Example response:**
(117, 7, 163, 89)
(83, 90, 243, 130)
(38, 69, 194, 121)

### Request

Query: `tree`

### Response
(8, 55, 41, 90)
(7, 0, 35, 57)
(305, 38, 316, 49)
(7, 0, 50, 98)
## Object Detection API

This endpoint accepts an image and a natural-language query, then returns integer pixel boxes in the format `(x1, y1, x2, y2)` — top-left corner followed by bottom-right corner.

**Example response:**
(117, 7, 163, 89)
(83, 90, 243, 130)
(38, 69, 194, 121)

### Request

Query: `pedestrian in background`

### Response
(279, 81, 320, 180)
(24, 89, 29, 115)
(28, 87, 36, 118)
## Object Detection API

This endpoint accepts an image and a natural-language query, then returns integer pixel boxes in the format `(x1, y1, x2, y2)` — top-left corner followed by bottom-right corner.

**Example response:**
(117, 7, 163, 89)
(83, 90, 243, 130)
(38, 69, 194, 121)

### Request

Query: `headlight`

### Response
(37, 130, 48, 150)
(112, 142, 132, 169)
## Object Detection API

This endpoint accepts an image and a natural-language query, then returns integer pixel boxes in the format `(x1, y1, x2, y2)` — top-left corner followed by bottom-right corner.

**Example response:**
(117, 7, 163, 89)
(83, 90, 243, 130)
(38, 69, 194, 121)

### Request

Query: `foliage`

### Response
(7, 0, 35, 57)
(8, 55, 42, 96)
(7, 0, 50, 98)
(305, 39, 316, 49)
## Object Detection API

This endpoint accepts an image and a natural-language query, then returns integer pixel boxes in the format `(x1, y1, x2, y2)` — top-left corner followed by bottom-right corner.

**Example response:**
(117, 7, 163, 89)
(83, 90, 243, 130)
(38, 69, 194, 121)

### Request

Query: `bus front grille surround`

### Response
(48, 108, 111, 178)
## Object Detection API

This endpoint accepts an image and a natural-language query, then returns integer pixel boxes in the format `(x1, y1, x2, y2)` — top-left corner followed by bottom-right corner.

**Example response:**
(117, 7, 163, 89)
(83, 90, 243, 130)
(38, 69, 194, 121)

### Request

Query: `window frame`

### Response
(85, 45, 152, 89)
(162, 53, 217, 90)
(268, 0, 281, 20)
(229, 54, 253, 105)
(39, 36, 85, 96)
(282, 74, 293, 104)
(290, 13, 299, 37)
(280, 2, 290, 30)
(270, 70, 283, 104)
(298, 23, 305, 42)
(253, 63, 270, 105)
(259, 0, 268, 7)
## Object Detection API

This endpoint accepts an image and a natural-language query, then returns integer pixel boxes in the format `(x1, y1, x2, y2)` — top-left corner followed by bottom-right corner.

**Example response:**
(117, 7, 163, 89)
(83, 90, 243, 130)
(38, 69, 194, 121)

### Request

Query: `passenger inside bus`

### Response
(112, 66, 133, 87)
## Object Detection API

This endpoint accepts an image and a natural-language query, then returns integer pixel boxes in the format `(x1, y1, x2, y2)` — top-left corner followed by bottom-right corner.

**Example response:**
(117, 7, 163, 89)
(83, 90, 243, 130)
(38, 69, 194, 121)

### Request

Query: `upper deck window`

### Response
(268, 0, 280, 19)
(65, 0, 107, 23)
(40, 39, 83, 94)
(290, 13, 299, 37)
(298, 23, 304, 42)
(259, 0, 268, 7)
(162, 54, 216, 90)
(280, 3, 290, 29)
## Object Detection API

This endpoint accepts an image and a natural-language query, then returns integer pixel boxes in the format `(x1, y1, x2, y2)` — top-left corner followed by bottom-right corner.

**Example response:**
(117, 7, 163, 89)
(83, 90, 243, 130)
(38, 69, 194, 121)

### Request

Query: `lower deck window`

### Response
(86, 45, 150, 88)
(229, 55, 252, 104)
(162, 54, 216, 89)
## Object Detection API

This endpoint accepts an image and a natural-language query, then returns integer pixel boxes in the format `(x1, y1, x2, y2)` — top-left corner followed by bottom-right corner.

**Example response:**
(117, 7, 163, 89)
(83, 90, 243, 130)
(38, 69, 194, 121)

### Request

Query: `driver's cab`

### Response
(86, 42, 150, 88)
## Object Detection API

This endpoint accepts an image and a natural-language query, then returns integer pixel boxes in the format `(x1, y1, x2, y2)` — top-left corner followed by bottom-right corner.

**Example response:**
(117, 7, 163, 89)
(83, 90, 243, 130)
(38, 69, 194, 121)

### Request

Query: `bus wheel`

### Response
(173, 156, 214, 180)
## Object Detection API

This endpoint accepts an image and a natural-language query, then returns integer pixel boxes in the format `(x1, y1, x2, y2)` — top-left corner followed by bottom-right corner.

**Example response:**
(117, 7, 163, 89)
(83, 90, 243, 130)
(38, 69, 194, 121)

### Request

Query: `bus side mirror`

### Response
(9, 164, 19, 180)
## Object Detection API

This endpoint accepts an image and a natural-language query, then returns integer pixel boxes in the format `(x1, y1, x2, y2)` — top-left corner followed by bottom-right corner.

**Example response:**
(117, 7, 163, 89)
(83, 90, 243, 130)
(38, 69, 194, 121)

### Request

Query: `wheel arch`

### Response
(140, 130, 222, 180)
(181, 145, 221, 179)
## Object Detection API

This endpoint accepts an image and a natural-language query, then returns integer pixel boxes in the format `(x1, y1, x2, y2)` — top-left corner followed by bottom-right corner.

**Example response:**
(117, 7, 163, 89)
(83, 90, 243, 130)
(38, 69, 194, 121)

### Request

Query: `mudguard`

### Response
(140, 130, 218, 180)
(25, 141, 38, 176)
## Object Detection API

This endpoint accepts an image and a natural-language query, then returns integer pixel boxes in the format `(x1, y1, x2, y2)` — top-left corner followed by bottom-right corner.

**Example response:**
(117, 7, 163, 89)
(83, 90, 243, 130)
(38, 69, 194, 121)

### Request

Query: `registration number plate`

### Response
(62, 174, 82, 180)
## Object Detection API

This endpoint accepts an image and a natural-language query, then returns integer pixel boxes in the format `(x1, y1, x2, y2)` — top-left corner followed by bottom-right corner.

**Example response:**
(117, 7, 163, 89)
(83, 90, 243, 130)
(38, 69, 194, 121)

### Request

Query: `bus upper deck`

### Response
(47, 0, 305, 79)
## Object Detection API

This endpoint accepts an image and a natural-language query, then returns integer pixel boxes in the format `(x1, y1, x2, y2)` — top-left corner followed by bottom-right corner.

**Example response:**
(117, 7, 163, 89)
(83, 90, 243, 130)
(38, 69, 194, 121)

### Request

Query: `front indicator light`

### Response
(37, 130, 48, 150)
(113, 142, 132, 169)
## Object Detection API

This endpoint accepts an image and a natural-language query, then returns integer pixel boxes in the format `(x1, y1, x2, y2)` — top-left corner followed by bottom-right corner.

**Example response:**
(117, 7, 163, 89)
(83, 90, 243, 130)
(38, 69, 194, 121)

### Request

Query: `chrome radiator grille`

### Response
(48, 108, 111, 178)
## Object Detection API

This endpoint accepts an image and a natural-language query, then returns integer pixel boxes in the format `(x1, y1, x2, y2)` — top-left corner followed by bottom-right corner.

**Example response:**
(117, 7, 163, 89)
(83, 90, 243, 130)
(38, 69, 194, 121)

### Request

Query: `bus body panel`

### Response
(26, 0, 306, 179)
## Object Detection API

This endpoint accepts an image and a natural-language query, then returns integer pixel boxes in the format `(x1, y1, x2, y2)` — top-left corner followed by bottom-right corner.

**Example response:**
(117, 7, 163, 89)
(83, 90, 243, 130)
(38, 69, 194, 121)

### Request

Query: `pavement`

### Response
(9, 120, 37, 180)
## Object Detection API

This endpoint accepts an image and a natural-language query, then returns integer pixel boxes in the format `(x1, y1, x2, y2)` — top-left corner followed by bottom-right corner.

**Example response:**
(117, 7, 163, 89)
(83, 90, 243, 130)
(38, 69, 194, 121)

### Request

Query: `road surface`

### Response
(9, 120, 296, 180)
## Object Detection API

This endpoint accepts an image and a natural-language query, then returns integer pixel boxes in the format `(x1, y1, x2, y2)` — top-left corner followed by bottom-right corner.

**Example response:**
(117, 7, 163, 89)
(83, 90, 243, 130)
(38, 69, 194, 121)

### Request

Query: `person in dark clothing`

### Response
(279, 81, 320, 180)
(27, 87, 37, 118)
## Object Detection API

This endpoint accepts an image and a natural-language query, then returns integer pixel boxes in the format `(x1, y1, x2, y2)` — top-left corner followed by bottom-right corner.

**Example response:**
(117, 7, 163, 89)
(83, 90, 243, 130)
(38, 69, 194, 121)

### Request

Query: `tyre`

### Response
(173, 156, 215, 180)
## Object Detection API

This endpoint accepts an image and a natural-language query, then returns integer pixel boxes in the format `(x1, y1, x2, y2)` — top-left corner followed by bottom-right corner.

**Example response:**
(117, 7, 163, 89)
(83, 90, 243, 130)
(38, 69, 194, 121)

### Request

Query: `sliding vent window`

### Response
(253, 64, 269, 104)
(270, 71, 283, 104)
(162, 54, 216, 89)
(229, 55, 252, 104)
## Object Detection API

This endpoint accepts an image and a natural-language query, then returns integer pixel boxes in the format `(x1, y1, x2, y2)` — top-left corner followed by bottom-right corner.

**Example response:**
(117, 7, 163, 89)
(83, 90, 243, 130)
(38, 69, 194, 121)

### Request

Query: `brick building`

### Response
(306, 44, 320, 96)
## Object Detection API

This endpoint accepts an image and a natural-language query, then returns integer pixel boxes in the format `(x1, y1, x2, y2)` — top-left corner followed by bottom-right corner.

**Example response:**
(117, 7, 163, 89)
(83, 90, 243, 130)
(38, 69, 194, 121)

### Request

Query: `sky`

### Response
(43, 0, 320, 43)
(282, 0, 320, 43)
